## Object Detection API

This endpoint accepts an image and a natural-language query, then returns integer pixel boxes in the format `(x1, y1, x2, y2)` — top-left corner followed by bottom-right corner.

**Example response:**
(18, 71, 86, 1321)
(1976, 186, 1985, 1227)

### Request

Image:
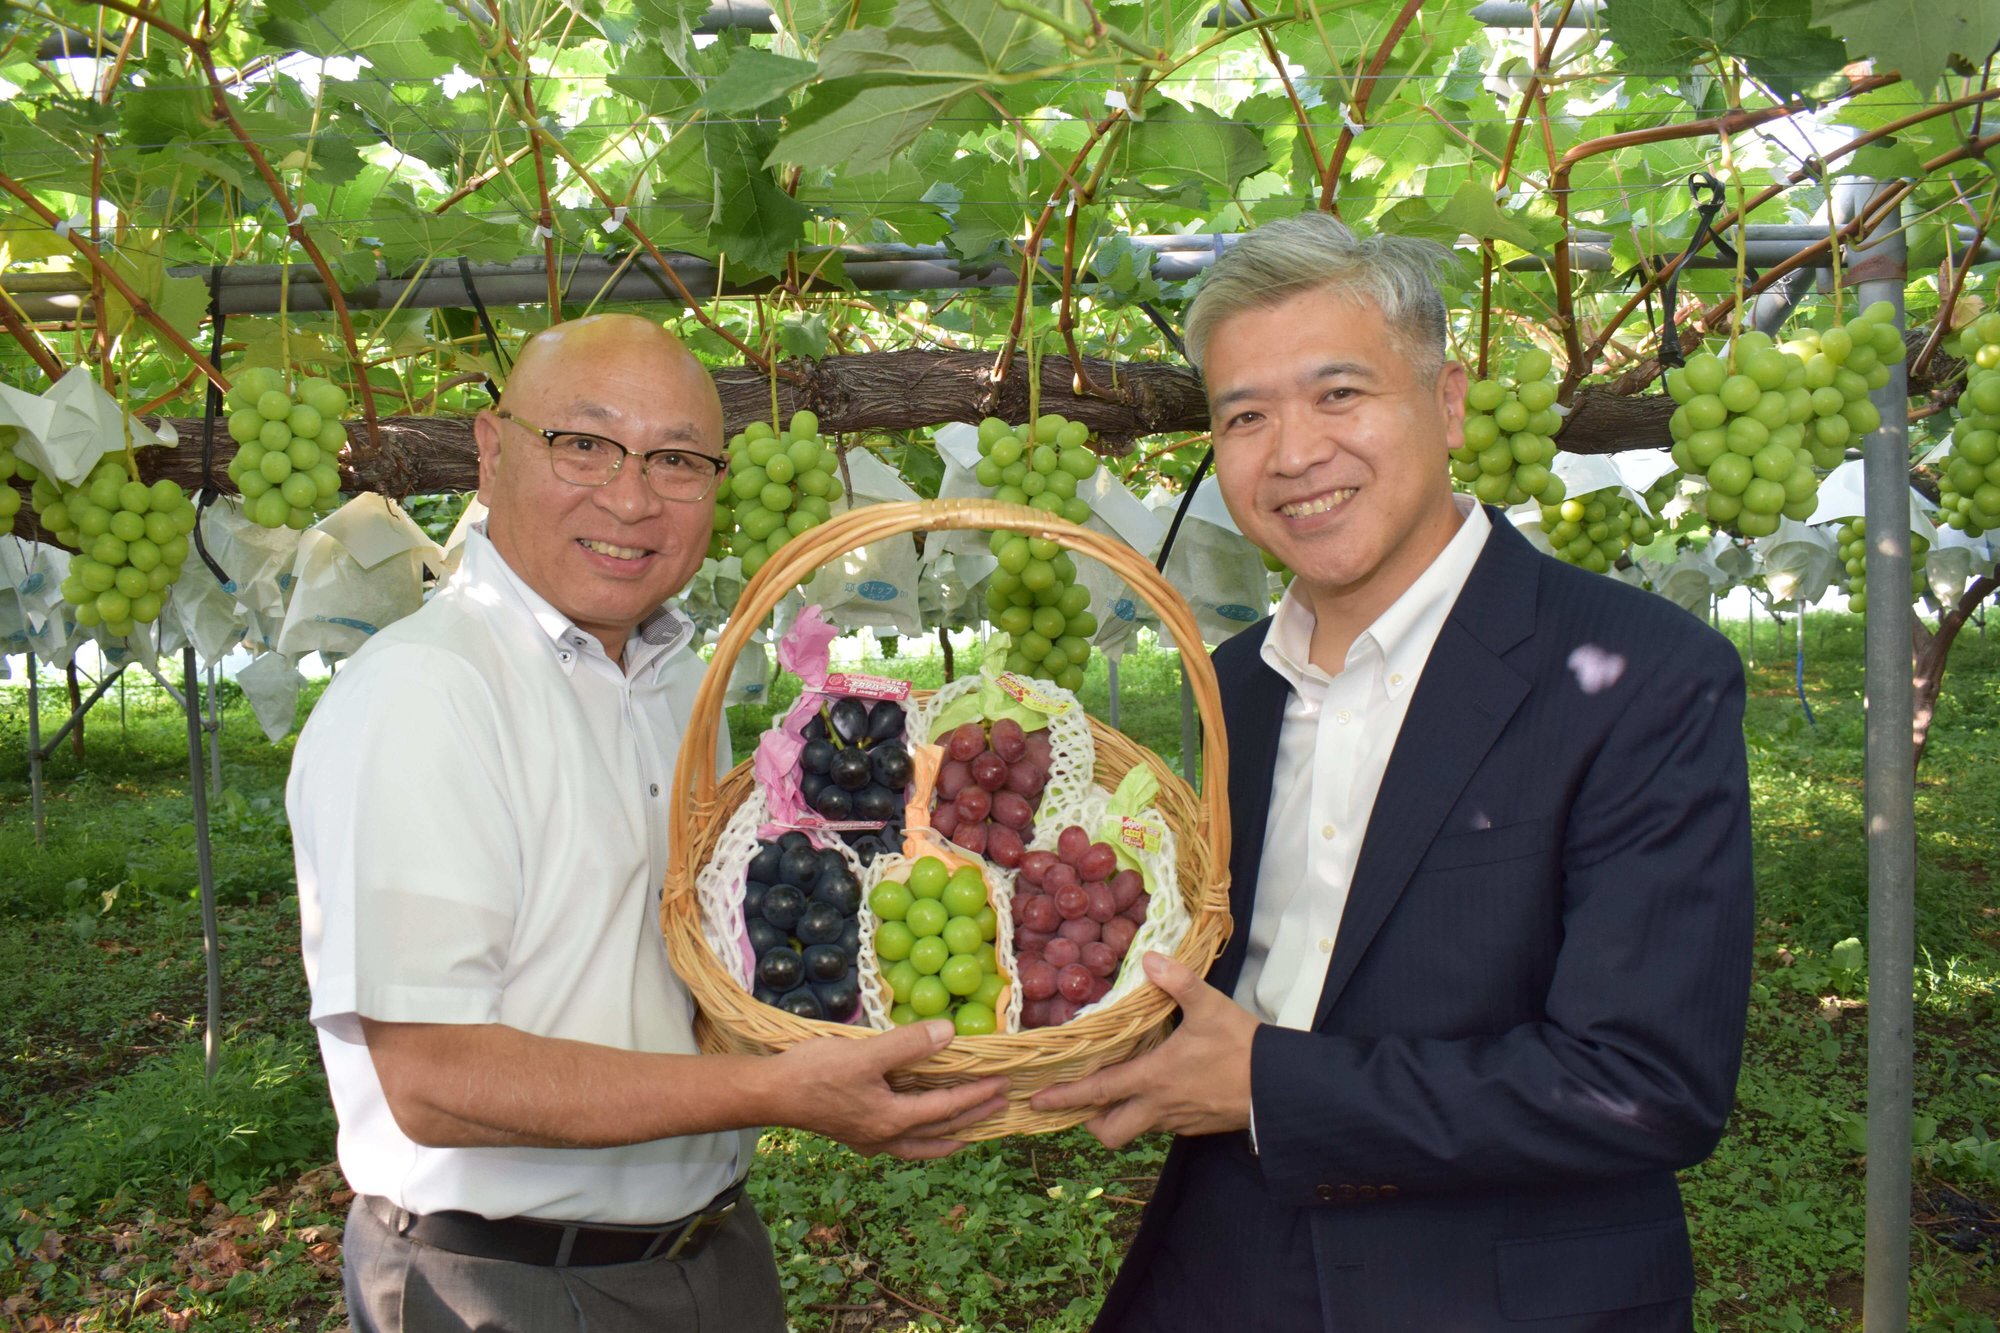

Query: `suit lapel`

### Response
(1310, 517, 1540, 1029)
(1206, 628, 1288, 996)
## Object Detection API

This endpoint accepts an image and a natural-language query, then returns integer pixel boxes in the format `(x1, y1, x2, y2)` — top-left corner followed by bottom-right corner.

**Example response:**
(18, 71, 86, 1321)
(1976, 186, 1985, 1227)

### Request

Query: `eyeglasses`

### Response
(494, 410, 727, 503)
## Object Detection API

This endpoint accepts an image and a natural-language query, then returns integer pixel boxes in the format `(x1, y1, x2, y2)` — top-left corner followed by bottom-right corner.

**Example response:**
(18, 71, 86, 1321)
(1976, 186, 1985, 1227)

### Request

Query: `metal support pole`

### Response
(1178, 658, 1198, 787)
(206, 662, 223, 796)
(182, 645, 223, 1081)
(26, 651, 44, 847)
(1106, 655, 1121, 730)
(1841, 178, 1915, 1333)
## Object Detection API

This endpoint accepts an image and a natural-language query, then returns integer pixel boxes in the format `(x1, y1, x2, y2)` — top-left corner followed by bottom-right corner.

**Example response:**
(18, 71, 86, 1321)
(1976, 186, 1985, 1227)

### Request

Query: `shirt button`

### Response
(649, 784, 660, 797)
(1335, 709, 1352, 724)
(1320, 823, 1335, 840)
(1390, 672, 1404, 687)
(558, 651, 572, 663)
(1318, 937, 1334, 953)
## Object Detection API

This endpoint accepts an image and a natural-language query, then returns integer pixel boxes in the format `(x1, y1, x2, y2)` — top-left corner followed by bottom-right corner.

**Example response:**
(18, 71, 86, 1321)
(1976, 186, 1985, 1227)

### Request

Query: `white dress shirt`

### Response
(1234, 498, 1491, 1030)
(291, 527, 750, 1224)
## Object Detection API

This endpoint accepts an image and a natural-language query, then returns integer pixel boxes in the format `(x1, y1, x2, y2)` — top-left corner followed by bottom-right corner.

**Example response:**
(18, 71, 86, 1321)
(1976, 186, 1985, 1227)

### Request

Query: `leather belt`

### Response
(364, 1182, 744, 1268)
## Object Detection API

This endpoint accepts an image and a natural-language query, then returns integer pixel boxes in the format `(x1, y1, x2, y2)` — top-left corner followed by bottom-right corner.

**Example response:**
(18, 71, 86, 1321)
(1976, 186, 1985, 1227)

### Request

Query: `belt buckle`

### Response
(661, 1199, 735, 1261)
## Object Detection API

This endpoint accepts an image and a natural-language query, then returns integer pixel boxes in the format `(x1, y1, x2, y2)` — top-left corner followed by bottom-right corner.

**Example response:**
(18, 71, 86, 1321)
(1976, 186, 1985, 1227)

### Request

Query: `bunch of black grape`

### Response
(223, 366, 347, 530)
(1539, 489, 1656, 573)
(971, 414, 1102, 690)
(25, 456, 197, 636)
(744, 832, 863, 1021)
(1836, 517, 1929, 615)
(714, 410, 842, 577)
(0, 425, 20, 537)
(799, 696, 911, 864)
(1938, 310, 2000, 536)
(1455, 346, 1567, 508)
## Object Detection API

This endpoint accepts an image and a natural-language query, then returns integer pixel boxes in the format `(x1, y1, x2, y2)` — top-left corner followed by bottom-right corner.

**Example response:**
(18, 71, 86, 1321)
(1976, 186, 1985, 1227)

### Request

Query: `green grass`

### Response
(0, 614, 1996, 1330)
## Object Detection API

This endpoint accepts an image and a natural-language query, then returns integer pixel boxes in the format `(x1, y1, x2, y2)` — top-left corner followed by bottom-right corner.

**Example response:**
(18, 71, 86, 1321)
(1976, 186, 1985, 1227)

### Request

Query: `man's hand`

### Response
(771, 1020, 1009, 1160)
(1028, 952, 1259, 1150)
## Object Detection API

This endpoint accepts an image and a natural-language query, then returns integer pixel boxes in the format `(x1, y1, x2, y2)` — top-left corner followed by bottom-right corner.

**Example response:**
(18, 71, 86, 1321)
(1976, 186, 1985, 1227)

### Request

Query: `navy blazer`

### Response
(1096, 517, 1755, 1332)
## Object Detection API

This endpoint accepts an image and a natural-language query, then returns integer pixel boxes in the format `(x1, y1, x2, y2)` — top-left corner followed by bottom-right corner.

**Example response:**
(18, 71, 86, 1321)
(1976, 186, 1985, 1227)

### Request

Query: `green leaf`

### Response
(1381, 179, 1558, 252)
(706, 122, 810, 274)
(1810, 0, 2000, 95)
(1603, 0, 1850, 98)
(777, 312, 830, 360)
(769, 79, 988, 169)
(1116, 104, 1268, 200)
(605, 41, 703, 117)
(697, 48, 818, 112)
(256, 0, 459, 82)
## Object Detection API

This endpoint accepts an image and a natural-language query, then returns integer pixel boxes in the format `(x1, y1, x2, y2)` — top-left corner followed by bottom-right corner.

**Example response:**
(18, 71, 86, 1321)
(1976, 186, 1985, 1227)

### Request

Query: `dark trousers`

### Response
(342, 1194, 788, 1333)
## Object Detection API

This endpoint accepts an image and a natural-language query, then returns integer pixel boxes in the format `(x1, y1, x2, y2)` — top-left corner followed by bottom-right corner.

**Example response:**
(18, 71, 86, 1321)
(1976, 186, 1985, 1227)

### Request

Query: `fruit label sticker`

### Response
(1117, 814, 1166, 854)
(826, 672, 912, 701)
(789, 817, 892, 833)
(996, 672, 1070, 714)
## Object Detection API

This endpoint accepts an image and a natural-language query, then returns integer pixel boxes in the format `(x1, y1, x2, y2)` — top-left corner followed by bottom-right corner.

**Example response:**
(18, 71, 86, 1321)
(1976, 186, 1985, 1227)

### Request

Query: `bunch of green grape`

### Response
(1836, 517, 1929, 615)
(1642, 468, 1684, 522)
(24, 456, 196, 636)
(223, 366, 348, 530)
(714, 410, 841, 578)
(1937, 310, 2000, 536)
(0, 425, 20, 537)
(1539, 488, 1657, 573)
(972, 414, 1101, 689)
(1455, 347, 1567, 508)
(974, 414, 1098, 527)
(1664, 305, 1902, 538)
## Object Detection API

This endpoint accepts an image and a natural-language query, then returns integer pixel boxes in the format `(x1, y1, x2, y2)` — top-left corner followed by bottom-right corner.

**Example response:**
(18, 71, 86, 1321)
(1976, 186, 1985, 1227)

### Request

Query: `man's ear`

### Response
(1435, 360, 1469, 453)
(472, 410, 503, 502)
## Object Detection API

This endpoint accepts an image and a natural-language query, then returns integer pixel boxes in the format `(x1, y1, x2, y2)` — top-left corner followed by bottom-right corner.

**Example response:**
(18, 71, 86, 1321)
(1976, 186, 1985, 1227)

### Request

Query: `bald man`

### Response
(289, 315, 1004, 1333)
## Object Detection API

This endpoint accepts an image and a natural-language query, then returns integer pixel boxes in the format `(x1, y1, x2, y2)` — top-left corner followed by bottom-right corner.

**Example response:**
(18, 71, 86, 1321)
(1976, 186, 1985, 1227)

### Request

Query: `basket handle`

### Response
(668, 498, 1232, 899)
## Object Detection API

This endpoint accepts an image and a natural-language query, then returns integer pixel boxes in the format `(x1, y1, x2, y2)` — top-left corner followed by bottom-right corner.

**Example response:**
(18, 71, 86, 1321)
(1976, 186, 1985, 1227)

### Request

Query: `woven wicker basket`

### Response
(661, 498, 1233, 1138)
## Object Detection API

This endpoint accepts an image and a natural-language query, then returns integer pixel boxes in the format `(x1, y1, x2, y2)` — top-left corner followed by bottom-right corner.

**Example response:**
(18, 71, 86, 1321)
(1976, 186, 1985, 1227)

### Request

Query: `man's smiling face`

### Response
(473, 315, 723, 659)
(1205, 286, 1467, 622)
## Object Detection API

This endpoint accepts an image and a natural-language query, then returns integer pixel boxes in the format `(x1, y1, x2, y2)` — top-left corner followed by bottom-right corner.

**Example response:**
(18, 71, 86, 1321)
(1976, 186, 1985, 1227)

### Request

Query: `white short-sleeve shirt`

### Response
(290, 527, 750, 1224)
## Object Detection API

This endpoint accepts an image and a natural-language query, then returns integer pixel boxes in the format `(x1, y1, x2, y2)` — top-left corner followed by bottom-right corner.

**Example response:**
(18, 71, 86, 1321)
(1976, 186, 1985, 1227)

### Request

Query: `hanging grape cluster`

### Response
(973, 414, 1100, 688)
(714, 410, 841, 578)
(1539, 489, 1657, 572)
(0, 425, 20, 537)
(1664, 305, 1902, 538)
(1455, 346, 1567, 508)
(1836, 517, 1929, 615)
(1938, 311, 2000, 536)
(23, 456, 196, 636)
(223, 366, 348, 530)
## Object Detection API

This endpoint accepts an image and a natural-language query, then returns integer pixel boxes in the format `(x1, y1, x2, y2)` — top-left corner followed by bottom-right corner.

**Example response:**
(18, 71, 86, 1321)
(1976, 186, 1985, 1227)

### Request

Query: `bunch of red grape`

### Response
(1011, 825, 1152, 1029)
(931, 718, 1051, 866)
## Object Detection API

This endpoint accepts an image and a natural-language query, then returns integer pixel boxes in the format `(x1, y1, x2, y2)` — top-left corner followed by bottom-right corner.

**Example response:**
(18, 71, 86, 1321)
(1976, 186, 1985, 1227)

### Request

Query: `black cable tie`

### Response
(190, 264, 231, 587)
(1659, 172, 1764, 369)
(459, 257, 508, 403)
(1154, 448, 1213, 576)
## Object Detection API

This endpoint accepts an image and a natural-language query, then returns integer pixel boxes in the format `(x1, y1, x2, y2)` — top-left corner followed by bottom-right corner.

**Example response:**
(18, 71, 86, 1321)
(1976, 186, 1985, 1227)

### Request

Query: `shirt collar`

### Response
(1261, 495, 1490, 697)
(457, 525, 695, 678)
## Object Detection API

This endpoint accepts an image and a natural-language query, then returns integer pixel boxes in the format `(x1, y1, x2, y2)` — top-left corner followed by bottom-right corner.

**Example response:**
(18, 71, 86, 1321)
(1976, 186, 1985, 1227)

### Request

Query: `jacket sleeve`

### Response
(1245, 632, 1754, 1205)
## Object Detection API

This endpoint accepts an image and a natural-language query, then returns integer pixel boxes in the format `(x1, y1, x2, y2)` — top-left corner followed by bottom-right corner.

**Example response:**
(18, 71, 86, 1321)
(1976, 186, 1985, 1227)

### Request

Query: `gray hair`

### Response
(1183, 213, 1455, 379)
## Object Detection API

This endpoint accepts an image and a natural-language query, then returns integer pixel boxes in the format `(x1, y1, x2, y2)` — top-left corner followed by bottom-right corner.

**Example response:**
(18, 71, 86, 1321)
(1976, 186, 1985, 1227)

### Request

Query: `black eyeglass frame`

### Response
(493, 409, 729, 501)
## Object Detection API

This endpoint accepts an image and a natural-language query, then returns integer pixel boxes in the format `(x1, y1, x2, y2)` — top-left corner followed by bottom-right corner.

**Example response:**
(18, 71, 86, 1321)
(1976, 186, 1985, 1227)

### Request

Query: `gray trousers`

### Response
(342, 1194, 788, 1333)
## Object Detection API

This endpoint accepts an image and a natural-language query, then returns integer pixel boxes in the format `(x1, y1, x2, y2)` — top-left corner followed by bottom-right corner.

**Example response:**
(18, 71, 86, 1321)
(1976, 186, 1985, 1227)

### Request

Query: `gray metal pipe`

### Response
(1842, 178, 1915, 1333)
(182, 644, 224, 1081)
(1469, 0, 1605, 26)
(26, 651, 44, 846)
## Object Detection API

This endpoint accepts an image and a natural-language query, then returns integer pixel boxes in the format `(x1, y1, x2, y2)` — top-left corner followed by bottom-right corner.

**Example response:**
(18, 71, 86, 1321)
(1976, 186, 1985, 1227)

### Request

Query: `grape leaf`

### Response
(697, 48, 817, 112)
(1603, 0, 1850, 97)
(769, 79, 989, 168)
(255, 0, 458, 82)
(1810, 0, 2000, 94)
(1381, 179, 1559, 252)
(707, 122, 810, 274)
(1116, 105, 1269, 200)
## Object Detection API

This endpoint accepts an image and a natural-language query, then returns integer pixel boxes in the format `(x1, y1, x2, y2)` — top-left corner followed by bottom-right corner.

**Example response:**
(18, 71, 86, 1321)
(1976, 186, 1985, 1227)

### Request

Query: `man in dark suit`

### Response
(1033, 213, 1753, 1331)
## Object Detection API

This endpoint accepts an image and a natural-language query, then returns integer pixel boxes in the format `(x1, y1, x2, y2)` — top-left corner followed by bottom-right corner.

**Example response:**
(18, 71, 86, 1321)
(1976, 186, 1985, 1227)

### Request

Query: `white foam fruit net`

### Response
(855, 831, 1024, 1034)
(696, 790, 869, 1002)
(908, 674, 1097, 832)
